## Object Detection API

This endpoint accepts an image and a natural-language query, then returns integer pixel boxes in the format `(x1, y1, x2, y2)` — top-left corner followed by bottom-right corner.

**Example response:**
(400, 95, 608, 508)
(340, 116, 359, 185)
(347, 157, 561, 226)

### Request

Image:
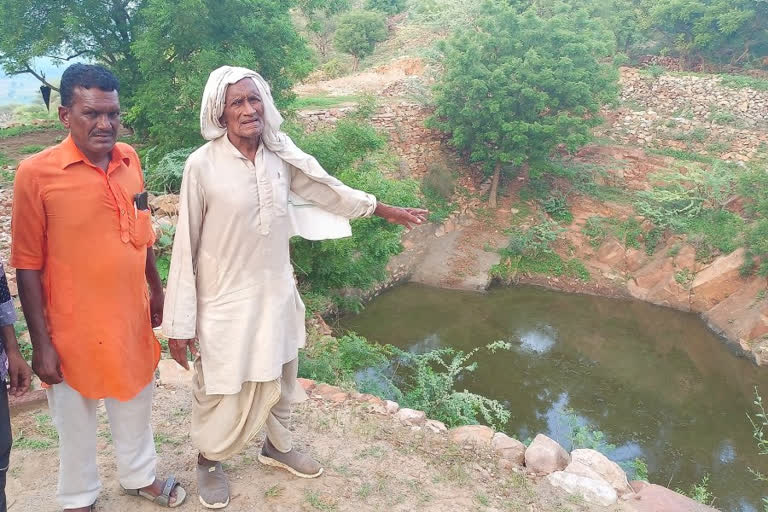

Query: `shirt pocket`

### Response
(272, 167, 289, 217)
(130, 209, 154, 248)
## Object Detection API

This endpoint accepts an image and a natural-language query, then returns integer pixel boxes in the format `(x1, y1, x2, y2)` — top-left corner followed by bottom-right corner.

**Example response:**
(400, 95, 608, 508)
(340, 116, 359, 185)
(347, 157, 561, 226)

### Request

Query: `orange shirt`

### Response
(11, 135, 160, 401)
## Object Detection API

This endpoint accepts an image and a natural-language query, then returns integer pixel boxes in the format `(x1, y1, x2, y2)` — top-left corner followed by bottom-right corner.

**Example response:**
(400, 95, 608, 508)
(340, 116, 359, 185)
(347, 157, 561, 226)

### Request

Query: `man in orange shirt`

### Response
(11, 64, 186, 511)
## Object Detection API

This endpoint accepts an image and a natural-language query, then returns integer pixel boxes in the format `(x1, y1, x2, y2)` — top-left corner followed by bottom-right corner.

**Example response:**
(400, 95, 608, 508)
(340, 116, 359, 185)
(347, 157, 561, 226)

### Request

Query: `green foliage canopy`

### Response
(0, 0, 143, 100)
(645, 0, 768, 64)
(333, 10, 388, 69)
(130, 0, 312, 154)
(429, 2, 619, 179)
(366, 0, 407, 15)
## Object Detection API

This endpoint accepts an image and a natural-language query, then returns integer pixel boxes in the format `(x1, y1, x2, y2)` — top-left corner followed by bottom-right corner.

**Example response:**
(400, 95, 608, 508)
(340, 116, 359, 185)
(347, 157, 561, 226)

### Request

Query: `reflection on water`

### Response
(339, 283, 768, 512)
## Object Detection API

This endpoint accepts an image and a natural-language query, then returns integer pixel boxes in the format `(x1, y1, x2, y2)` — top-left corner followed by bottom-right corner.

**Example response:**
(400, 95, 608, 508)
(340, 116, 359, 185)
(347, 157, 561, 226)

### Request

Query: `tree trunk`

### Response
(488, 161, 502, 209)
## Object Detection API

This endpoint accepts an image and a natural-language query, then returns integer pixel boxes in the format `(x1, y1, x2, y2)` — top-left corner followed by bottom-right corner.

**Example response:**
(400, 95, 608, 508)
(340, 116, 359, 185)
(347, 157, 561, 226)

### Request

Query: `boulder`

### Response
(149, 194, 180, 217)
(297, 378, 316, 392)
(524, 434, 570, 474)
(396, 408, 427, 426)
(385, 400, 400, 414)
(626, 248, 648, 272)
(597, 240, 626, 266)
(157, 359, 193, 387)
(547, 471, 618, 507)
(568, 449, 633, 496)
(425, 420, 448, 433)
(626, 483, 719, 512)
(448, 425, 494, 448)
(690, 249, 745, 312)
(491, 432, 525, 466)
(313, 383, 349, 403)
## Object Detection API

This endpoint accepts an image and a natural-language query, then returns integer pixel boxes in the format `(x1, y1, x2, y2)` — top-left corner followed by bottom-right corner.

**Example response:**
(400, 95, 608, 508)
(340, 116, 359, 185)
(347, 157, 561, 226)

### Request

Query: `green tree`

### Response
(297, 0, 351, 60)
(429, 1, 618, 207)
(129, 0, 312, 153)
(0, 0, 143, 100)
(333, 10, 388, 71)
(645, 0, 768, 65)
(365, 0, 407, 15)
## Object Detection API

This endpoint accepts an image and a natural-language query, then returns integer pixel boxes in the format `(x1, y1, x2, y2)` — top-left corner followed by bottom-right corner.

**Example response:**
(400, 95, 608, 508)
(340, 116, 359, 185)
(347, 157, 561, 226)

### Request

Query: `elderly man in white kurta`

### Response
(162, 66, 427, 509)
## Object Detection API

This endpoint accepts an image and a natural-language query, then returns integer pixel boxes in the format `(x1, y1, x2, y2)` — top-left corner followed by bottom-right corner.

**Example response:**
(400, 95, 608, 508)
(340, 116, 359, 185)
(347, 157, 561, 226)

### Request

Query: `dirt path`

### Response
(9, 375, 631, 512)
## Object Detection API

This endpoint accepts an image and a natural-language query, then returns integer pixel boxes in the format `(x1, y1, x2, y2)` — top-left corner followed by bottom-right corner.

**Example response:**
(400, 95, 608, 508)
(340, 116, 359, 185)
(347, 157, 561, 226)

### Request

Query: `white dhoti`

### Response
(191, 357, 305, 461)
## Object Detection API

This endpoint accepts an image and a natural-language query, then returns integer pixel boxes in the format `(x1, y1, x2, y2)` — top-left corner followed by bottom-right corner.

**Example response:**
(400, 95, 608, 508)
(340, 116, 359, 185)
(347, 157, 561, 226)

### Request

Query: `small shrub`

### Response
(645, 226, 664, 255)
(421, 164, 456, 223)
(675, 474, 714, 506)
(647, 65, 664, 78)
(153, 225, 175, 284)
(145, 148, 195, 194)
(720, 75, 768, 92)
(542, 194, 572, 224)
(321, 58, 350, 79)
(675, 269, 694, 288)
(365, 0, 406, 14)
(395, 344, 511, 430)
(630, 458, 649, 481)
(19, 144, 45, 154)
(747, 388, 768, 511)
(710, 110, 736, 125)
(0, 152, 15, 168)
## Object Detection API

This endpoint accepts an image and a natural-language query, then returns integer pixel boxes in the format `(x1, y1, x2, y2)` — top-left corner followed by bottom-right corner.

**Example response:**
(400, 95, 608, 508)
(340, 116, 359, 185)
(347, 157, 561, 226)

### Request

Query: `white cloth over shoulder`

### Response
(200, 65, 373, 240)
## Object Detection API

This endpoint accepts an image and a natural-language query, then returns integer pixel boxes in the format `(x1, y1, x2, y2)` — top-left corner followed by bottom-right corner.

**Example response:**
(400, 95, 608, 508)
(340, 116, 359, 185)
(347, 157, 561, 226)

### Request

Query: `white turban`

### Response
(198, 66, 376, 240)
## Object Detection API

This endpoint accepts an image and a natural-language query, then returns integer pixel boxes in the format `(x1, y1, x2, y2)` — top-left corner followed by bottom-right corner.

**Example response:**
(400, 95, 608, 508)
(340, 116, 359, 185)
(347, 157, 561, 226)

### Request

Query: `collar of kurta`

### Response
(58, 135, 131, 170)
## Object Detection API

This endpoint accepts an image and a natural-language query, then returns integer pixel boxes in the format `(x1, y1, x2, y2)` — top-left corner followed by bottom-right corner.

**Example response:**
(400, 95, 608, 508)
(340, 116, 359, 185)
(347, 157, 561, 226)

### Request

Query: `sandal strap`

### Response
(157, 475, 177, 506)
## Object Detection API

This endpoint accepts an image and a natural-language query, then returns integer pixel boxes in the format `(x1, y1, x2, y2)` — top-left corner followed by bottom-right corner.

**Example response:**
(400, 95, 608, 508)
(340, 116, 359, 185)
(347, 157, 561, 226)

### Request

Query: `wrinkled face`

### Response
(220, 78, 264, 141)
(59, 86, 120, 159)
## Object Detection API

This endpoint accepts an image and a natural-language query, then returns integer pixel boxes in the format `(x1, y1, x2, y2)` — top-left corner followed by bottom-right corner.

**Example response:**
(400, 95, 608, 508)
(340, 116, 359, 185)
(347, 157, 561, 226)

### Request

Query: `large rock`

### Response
(157, 359, 193, 387)
(491, 432, 525, 466)
(395, 408, 427, 426)
(149, 194, 180, 217)
(568, 449, 633, 496)
(597, 239, 626, 266)
(425, 419, 447, 433)
(547, 471, 618, 507)
(690, 248, 745, 312)
(448, 425, 494, 447)
(626, 483, 719, 512)
(524, 434, 570, 474)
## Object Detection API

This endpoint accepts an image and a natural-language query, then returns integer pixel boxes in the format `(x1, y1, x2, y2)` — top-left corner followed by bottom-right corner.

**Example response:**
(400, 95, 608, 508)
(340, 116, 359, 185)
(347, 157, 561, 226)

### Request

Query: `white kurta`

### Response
(162, 135, 376, 395)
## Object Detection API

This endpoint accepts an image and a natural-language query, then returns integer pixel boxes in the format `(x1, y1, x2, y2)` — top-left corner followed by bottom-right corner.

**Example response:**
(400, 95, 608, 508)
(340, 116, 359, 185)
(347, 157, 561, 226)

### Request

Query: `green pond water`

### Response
(339, 283, 768, 512)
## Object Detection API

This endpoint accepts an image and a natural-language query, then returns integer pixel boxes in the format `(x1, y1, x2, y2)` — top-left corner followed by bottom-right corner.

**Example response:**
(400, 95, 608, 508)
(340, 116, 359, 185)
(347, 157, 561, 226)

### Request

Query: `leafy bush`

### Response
(130, 0, 312, 153)
(144, 147, 195, 194)
(491, 219, 589, 282)
(747, 388, 768, 511)
(153, 225, 176, 284)
(320, 58, 351, 79)
(288, 116, 420, 296)
(421, 163, 456, 222)
(19, 144, 45, 154)
(542, 194, 572, 224)
(298, 334, 511, 430)
(395, 345, 511, 430)
(333, 10, 388, 70)
(675, 475, 714, 506)
(365, 0, 405, 15)
(298, 332, 392, 391)
(635, 163, 738, 230)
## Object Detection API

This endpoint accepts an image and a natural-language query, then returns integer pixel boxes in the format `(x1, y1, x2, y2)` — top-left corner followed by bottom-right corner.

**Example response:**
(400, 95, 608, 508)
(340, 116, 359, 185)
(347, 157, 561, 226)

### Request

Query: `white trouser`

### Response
(46, 380, 157, 509)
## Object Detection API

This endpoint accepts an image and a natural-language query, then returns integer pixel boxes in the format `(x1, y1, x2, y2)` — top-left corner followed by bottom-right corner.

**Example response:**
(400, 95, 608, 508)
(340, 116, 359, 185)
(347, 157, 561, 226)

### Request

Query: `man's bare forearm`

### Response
(17, 269, 53, 350)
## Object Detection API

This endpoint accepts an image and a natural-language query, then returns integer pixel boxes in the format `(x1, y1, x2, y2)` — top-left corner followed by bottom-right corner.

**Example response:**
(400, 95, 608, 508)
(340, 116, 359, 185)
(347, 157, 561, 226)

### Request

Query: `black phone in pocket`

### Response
(134, 191, 149, 211)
